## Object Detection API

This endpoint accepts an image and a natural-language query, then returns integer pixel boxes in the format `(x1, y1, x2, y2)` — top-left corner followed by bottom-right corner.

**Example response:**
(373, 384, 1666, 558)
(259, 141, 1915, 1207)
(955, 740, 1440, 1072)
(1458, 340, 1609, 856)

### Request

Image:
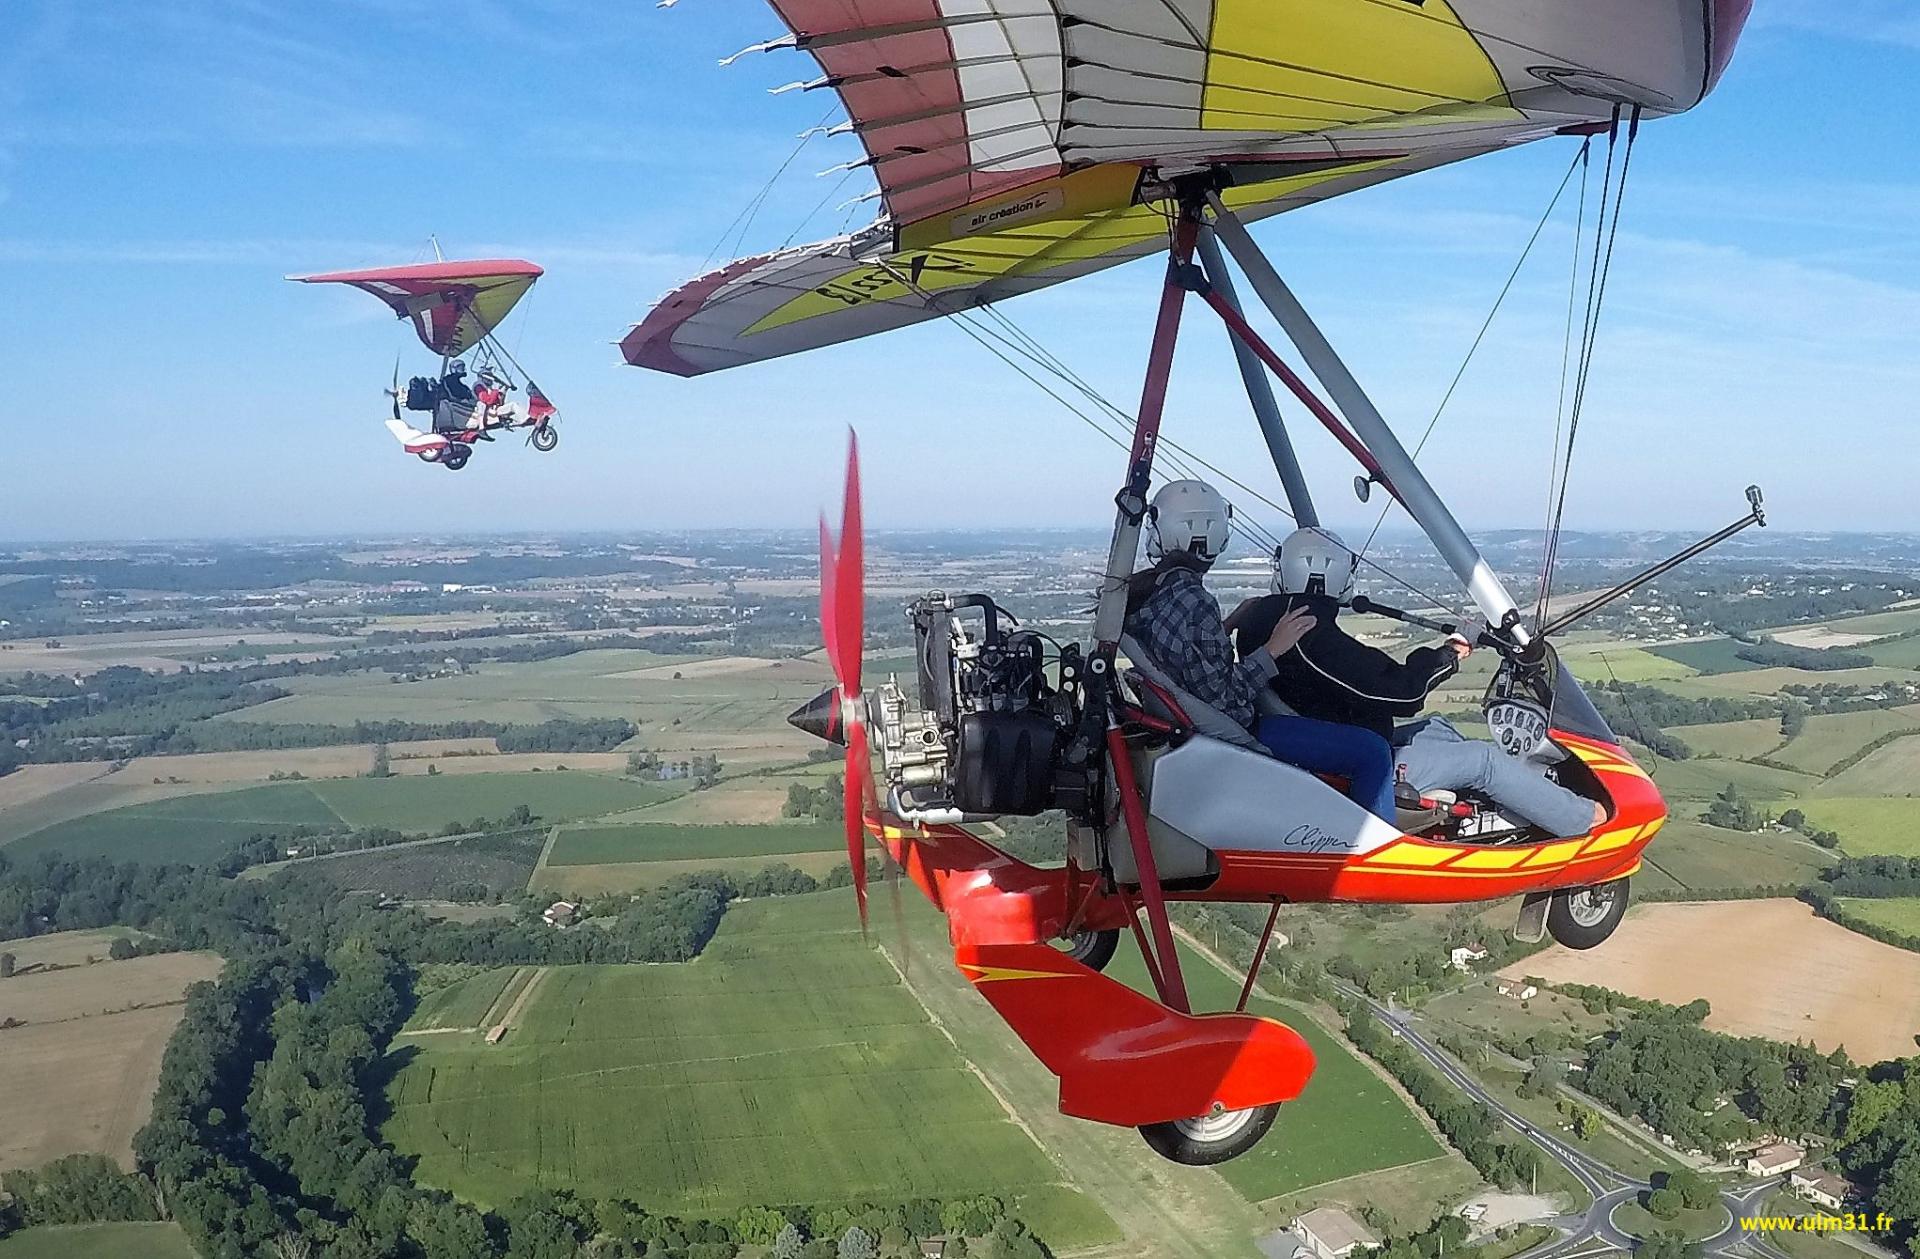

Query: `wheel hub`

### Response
(1566, 885, 1617, 927)
(1172, 1107, 1257, 1143)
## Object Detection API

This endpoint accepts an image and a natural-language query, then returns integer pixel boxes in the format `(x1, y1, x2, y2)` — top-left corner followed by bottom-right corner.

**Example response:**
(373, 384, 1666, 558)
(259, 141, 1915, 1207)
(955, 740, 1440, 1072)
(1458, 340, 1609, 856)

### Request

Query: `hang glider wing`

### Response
(625, 0, 1749, 377)
(295, 260, 543, 358)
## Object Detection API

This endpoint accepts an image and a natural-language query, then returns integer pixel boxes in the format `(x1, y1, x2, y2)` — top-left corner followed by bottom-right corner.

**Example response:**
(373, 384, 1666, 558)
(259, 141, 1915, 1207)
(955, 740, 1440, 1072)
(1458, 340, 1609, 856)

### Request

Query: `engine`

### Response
(876, 593, 1089, 821)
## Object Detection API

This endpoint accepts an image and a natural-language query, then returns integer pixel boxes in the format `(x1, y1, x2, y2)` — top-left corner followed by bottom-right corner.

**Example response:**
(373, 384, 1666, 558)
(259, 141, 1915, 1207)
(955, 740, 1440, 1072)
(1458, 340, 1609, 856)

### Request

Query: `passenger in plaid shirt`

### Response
(1123, 480, 1398, 821)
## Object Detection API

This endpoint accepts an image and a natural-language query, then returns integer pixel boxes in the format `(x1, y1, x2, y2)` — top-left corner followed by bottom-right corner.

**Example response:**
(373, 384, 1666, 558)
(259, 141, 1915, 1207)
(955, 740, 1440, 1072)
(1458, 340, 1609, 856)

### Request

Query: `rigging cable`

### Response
(698, 103, 841, 274)
(1538, 105, 1642, 623)
(872, 256, 1471, 619)
(1355, 138, 1590, 561)
(1537, 138, 1595, 614)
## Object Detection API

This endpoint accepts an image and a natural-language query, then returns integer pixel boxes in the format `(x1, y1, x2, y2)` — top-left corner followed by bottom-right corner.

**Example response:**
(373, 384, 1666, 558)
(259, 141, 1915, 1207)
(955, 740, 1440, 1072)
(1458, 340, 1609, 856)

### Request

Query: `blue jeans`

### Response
(1254, 715, 1397, 822)
(1394, 717, 1596, 838)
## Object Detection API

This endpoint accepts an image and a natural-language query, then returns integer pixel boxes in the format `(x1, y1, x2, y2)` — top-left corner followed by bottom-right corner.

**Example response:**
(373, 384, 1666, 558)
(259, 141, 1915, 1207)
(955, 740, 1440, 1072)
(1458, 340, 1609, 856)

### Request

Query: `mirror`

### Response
(1353, 474, 1372, 503)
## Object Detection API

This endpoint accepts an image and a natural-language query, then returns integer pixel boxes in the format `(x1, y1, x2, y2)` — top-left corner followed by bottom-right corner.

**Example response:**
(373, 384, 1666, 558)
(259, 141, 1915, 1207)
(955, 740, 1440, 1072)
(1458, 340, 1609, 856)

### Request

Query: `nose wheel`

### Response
(1547, 876, 1629, 949)
(1058, 928, 1120, 972)
(1139, 1103, 1281, 1165)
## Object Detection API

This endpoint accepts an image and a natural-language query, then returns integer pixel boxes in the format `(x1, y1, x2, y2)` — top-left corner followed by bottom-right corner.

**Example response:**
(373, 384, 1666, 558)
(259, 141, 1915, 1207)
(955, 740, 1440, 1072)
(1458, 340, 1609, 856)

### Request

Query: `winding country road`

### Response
(1335, 980, 1815, 1259)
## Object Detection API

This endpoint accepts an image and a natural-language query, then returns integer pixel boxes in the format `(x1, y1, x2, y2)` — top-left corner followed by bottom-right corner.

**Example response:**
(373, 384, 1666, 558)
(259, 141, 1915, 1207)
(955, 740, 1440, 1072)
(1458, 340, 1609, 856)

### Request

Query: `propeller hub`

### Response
(787, 685, 848, 746)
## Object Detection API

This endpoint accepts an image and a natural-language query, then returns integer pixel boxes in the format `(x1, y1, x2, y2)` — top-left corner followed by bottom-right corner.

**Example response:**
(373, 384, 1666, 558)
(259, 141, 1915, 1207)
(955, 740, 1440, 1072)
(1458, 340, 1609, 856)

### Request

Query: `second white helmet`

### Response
(1145, 479, 1232, 563)
(1275, 527, 1358, 601)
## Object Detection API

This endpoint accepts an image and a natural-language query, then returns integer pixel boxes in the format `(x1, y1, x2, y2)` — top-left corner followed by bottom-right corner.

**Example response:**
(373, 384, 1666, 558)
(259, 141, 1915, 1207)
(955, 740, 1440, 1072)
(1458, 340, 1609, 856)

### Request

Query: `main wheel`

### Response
(416, 448, 442, 464)
(1547, 877, 1629, 950)
(441, 444, 472, 470)
(531, 424, 559, 452)
(1139, 1104, 1280, 1166)
(1057, 928, 1119, 972)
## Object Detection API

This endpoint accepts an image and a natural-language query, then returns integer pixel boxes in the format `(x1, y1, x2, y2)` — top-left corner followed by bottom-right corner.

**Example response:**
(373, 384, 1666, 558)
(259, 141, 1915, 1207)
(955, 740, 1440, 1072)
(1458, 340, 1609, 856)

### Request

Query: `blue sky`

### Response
(2, 1, 1916, 542)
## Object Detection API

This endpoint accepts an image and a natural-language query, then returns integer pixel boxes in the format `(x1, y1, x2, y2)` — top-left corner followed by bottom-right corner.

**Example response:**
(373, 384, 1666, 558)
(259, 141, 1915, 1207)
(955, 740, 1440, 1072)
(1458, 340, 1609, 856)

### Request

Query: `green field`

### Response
(1650, 756, 1819, 803)
(545, 821, 843, 867)
(1103, 938, 1441, 1204)
(1797, 607, 1920, 638)
(1824, 733, 1920, 795)
(383, 891, 1113, 1242)
(1561, 645, 1698, 684)
(5, 772, 669, 866)
(1769, 708, 1920, 776)
(1646, 640, 1764, 674)
(1633, 820, 1835, 894)
(1780, 797, 1920, 858)
(0, 1222, 196, 1259)
(1682, 718, 1785, 760)
(308, 771, 669, 831)
(3, 781, 343, 864)
(407, 966, 523, 1031)
(1837, 898, 1920, 939)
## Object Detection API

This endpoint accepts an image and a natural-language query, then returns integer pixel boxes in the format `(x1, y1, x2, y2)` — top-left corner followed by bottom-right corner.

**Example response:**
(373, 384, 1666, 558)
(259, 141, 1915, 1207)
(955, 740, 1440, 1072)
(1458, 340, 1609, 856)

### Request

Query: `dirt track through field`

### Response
(487, 966, 549, 1041)
(1506, 899, 1920, 1062)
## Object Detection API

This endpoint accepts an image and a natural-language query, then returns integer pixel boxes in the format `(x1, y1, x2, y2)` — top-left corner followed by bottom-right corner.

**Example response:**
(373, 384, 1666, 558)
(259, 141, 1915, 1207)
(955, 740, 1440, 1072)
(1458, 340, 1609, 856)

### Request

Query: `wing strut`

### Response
(1205, 193, 1533, 647)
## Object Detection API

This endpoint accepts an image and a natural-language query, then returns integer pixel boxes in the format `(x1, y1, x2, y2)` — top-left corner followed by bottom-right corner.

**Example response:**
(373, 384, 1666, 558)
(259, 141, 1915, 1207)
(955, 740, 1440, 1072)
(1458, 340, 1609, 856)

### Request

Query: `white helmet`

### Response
(1275, 527, 1358, 601)
(1145, 480, 1232, 563)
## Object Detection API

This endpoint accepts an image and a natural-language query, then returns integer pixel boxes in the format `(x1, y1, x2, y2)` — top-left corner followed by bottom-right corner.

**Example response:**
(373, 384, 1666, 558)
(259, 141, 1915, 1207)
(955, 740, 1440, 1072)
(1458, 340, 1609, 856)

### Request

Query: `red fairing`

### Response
(959, 943, 1316, 1126)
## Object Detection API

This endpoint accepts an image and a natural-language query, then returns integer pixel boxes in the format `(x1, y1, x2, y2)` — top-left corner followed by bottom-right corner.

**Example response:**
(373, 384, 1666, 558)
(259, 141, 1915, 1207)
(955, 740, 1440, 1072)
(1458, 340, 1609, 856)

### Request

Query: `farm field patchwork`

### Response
(406, 966, 525, 1032)
(382, 891, 1113, 1242)
(1680, 718, 1785, 761)
(544, 821, 843, 866)
(531, 852, 847, 897)
(1560, 645, 1698, 683)
(1507, 899, 1920, 1063)
(1767, 707, 1920, 776)
(1649, 756, 1818, 803)
(1632, 821, 1835, 895)
(4, 781, 345, 865)
(1822, 733, 1920, 795)
(0, 947, 224, 1173)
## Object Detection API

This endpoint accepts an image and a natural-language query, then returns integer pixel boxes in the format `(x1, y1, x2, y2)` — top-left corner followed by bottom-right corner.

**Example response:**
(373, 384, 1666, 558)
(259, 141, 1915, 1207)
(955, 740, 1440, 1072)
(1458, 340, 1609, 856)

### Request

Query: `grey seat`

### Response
(1117, 633, 1269, 753)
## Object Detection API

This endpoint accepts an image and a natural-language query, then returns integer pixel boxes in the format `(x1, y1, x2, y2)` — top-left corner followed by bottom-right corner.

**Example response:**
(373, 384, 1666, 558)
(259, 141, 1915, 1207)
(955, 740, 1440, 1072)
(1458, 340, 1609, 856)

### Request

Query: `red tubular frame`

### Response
(1236, 900, 1283, 1013)
(1197, 286, 1398, 497)
(1102, 214, 1202, 1015)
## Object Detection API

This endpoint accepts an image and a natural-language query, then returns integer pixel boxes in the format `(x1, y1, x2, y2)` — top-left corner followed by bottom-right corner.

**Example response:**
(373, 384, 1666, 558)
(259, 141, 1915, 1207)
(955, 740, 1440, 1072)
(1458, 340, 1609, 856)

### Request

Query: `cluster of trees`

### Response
(1828, 1059, 1920, 1250)
(1644, 1169, 1718, 1219)
(1782, 680, 1920, 714)
(1343, 1007, 1545, 1189)
(494, 718, 636, 753)
(1700, 784, 1773, 832)
(1730, 636, 1875, 672)
(1813, 855, 1920, 898)
(1775, 807, 1842, 849)
(214, 808, 545, 877)
(783, 776, 845, 821)
(1354, 1212, 1553, 1259)
(1565, 986, 1850, 1153)
(0, 1154, 162, 1231)
(626, 751, 722, 786)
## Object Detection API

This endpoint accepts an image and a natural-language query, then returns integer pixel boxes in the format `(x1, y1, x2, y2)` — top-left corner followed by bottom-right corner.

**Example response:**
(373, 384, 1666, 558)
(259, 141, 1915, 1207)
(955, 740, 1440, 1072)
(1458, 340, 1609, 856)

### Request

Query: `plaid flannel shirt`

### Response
(1124, 566, 1276, 731)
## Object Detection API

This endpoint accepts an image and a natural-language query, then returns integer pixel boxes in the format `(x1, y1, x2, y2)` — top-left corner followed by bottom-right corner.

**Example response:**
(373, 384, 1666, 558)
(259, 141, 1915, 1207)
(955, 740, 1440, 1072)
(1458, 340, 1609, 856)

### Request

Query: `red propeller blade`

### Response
(845, 725, 871, 929)
(819, 431, 869, 929)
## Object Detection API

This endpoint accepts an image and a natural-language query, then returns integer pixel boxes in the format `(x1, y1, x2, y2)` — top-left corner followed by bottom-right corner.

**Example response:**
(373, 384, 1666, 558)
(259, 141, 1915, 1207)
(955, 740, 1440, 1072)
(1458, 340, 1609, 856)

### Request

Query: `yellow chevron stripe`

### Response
(1524, 840, 1586, 868)
(1364, 841, 1468, 868)
(1582, 825, 1644, 855)
(959, 964, 1075, 985)
(1450, 847, 1534, 870)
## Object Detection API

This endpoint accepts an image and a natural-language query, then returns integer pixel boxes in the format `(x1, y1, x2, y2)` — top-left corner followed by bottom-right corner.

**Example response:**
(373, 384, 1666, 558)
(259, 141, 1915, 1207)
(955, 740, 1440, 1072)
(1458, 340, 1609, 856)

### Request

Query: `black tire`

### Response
(531, 424, 559, 452)
(441, 444, 472, 471)
(1547, 877, 1629, 949)
(1139, 1104, 1280, 1166)
(1058, 928, 1120, 972)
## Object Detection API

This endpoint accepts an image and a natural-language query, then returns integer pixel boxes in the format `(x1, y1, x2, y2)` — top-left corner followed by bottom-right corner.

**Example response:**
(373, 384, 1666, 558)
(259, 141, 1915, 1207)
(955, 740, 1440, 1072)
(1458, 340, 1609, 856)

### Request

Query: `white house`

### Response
(1496, 979, 1538, 1001)
(1789, 1167, 1851, 1210)
(1295, 1207, 1380, 1259)
(1747, 1142, 1805, 1177)
(543, 901, 579, 928)
(1450, 945, 1489, 972)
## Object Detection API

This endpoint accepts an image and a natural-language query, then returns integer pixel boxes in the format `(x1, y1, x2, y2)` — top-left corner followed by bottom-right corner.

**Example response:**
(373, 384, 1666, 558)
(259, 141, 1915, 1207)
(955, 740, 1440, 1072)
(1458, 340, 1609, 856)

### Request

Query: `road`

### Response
(1334, 980, 1813, 1259)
